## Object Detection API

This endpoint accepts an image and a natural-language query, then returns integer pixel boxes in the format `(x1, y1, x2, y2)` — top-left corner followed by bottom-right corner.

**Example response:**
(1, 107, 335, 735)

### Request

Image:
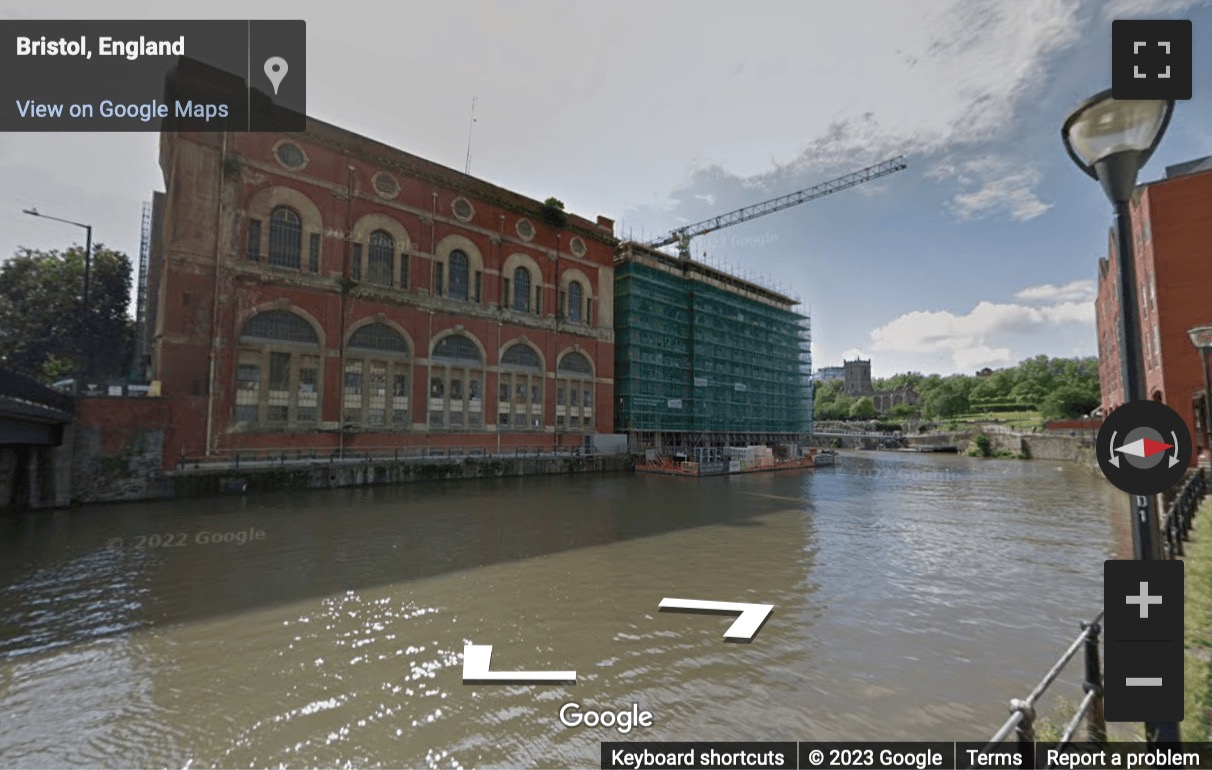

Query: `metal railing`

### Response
(175, 443, 625, 471)
(984, 469, 1208, 765)
(1161, 469, 1206, 558)
(985, 612, 1106, 761)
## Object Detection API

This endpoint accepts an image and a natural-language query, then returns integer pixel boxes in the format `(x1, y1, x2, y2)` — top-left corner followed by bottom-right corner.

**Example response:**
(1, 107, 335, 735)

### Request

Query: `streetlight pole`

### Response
(1062, 89, 1178, 746)
(22, 208, 93, 310)
(23, 208, 95, 379)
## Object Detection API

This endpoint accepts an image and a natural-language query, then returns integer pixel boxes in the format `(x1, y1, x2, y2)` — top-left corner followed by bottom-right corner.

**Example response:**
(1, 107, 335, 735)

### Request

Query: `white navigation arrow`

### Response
(1115, 437, 1173, 459)
(658, 598, 774, 641)
(462, 644, 575, 683)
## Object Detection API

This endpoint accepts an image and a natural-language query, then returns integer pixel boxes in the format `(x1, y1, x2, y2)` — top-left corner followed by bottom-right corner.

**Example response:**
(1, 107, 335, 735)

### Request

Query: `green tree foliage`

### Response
(848, 396, 876, 420)
(887, 402, 919, 419)
(1040, 384, 1101, 421)
(821, 356, 1102, 422)
(0, 244, 134, 380)
(541, 197, 568, 227)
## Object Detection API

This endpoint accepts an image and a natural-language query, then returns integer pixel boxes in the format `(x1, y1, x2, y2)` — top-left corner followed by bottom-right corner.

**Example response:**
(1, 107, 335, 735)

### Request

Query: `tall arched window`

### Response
(446, 250, 469, 301)
(429, 333, 483, 429)
(512, 267, 531, 313)
(498, 343, 543, 430)
(367, 230, 394, 287)
(343, 323, 410, 428)
(268, 206, 303, 269)
(567, 281, 584, 323)
(555, 351, 594, 431)
(234, 310, 321, 426)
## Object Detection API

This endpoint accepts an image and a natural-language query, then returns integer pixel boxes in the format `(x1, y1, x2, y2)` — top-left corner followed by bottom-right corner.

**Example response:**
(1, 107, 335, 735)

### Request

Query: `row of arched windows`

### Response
(233, 309, 597, 431)
(246, 208, 592, 323)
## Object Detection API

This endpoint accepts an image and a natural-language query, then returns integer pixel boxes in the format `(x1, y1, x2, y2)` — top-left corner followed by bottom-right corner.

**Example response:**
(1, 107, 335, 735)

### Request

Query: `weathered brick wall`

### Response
(73, 397, 174, 503)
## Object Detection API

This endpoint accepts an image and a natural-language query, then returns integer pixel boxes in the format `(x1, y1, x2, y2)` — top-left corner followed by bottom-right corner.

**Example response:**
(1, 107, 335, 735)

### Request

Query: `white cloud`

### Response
(1015, 279, 1096, 303)
(928, 155, 1052, 221)
(869, 292, 1096, 372)
(1101, 0, 1203, 19)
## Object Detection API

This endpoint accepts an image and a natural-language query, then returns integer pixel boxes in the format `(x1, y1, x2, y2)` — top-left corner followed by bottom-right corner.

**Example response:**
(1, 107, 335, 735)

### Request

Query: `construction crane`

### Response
(648, 156, 907, 260)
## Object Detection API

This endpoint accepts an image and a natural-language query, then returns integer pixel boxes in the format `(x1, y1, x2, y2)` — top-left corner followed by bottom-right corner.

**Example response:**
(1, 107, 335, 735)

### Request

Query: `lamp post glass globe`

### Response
(1188, 325, 1212, 352)
(1064, 98, 1169, 170)
(1061, 91, 1173, 203)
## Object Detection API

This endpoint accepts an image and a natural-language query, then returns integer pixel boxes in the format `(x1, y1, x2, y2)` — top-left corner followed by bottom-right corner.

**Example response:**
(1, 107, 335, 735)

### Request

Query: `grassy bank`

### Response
(1183, 499, 1212, 740)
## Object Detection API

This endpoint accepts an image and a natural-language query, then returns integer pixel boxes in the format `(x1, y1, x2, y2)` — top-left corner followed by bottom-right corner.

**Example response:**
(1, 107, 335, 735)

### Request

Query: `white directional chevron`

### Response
(461, 644, 575, 683)
(659, 598, 774, 640)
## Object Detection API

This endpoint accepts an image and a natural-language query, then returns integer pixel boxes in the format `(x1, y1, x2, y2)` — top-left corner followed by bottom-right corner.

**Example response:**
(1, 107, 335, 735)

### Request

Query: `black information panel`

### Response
(1, 20, 305, 131)
(599, 742, 1212, 770)
(1104, 559, 1184, 723)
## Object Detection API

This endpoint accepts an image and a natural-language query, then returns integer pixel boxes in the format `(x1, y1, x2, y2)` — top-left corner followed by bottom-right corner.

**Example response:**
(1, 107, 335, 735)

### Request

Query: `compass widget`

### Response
(1096, 400, 1192, 495)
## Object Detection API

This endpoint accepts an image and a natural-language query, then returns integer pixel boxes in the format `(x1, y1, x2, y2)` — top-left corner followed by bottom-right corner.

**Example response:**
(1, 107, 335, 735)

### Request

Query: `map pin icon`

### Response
(264, 56, 288, 95)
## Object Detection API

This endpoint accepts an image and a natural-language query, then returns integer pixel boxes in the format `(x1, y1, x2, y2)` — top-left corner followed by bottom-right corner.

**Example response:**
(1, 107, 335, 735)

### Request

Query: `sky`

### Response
(2, 0, 1210, 378)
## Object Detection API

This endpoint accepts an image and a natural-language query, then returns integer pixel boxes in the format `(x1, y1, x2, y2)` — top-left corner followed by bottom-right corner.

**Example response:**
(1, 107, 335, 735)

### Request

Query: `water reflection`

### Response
(0, 453, 1118, 767)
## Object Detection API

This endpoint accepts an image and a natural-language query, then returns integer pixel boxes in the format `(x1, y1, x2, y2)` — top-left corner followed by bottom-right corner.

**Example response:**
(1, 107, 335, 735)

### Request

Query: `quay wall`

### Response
(61, 396, 635, 506)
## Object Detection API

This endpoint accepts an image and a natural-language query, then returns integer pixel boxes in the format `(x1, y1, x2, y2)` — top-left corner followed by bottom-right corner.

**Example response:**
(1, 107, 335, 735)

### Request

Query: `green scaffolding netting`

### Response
(614, 259, 812, 435)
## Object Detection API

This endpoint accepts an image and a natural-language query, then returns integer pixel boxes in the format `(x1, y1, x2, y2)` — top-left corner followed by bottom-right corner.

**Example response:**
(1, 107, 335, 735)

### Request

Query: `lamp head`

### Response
(1061, 89, 1173, 204)
(1189, 325, 1212, 352)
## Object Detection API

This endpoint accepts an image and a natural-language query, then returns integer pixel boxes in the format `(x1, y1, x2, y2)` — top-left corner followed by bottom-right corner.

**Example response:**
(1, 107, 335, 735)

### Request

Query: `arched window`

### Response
(343, 323, 410, 428)
(234, 310, 321, 427)
(567, 281, 584, 323)
(555, 352, 594, 431)
(367, 230, 394, 287)
(447, 250, 469, 301)
(512, 267, 531, 313)
(429, 333, 484, 429)
(498, 343, 543, 430)
(268, 207, 303, 269)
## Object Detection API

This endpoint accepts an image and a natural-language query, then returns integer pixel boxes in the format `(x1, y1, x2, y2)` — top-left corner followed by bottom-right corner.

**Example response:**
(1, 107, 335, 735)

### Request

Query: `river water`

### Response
(0, 451, 1123, 768)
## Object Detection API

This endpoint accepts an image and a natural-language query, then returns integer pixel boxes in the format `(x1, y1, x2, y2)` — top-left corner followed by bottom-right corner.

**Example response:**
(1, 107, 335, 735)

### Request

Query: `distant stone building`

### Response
(872, 388, 920, 413)
(840, 357, 918, 414)
(814, 366, 844, 382)
(842, 358, 873, 396)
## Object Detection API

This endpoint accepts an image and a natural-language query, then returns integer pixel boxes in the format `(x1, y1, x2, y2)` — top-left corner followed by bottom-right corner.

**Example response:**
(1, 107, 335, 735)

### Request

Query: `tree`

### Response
(1040, 385, 1101, 421)
(922, 377, 970, 418)
(541, 197, 568, 227)
(0, 244, 134, 380)
(849, 396, 876, 420)
(887, 402, 919, 419)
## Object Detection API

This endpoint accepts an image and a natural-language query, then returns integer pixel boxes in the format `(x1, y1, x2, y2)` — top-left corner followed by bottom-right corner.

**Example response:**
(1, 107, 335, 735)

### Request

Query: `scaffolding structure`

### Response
(614, 242, 811, 450)
(134, 200, 152, 378)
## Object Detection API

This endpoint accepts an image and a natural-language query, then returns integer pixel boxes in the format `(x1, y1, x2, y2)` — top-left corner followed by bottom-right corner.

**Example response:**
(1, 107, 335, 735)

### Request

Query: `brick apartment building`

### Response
(1095, 156, 1212, 458)
(146, 119, 617, 464)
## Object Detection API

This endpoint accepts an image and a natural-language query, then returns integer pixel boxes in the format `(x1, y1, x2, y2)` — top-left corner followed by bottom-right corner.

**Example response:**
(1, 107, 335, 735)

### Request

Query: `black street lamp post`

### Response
(22, 208, 93, 310)
(1189, 325, 1212, 453)
(23, 207, 95, 378)
(1062, 89, 1176, 744)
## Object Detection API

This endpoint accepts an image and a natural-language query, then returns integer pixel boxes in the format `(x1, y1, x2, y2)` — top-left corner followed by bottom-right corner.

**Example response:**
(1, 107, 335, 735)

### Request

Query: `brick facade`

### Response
(148, 120, 617, 467)
(1095, 162, 1212, 459)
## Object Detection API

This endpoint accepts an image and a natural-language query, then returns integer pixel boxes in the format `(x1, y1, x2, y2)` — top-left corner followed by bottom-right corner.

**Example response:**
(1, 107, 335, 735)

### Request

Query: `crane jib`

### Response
(647, 156, 907, 252)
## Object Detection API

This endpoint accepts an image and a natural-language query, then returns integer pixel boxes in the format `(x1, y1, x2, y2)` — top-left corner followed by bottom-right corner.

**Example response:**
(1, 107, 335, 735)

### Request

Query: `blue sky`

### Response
(2, 0, 1210, 377)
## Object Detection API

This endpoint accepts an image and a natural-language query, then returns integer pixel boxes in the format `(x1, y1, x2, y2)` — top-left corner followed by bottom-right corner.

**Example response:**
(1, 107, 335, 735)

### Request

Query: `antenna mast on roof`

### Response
(464, 96, 477, 175)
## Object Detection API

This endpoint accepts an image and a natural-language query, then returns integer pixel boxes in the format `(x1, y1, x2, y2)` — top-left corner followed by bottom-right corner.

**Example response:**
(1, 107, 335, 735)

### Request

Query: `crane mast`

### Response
(649, 155, 907, 259)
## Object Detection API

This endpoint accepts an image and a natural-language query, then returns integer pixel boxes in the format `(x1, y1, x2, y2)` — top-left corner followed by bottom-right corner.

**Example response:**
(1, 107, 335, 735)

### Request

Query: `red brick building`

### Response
(146, 119, 617, 465)
(1095, 157, 1212, 458)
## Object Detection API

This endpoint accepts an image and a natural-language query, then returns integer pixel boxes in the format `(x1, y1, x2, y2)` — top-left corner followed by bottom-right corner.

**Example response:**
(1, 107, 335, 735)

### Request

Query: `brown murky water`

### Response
(0, 452, 1120, 768)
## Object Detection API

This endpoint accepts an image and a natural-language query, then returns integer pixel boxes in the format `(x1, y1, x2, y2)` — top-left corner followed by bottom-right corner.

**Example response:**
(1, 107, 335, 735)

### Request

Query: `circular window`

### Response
(569, 236, 587, 257)
(515, 219, 535, 241)
(373, 172, 399, 199)
(452, 197, 474, 222)
(274, 141, 307, 169)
